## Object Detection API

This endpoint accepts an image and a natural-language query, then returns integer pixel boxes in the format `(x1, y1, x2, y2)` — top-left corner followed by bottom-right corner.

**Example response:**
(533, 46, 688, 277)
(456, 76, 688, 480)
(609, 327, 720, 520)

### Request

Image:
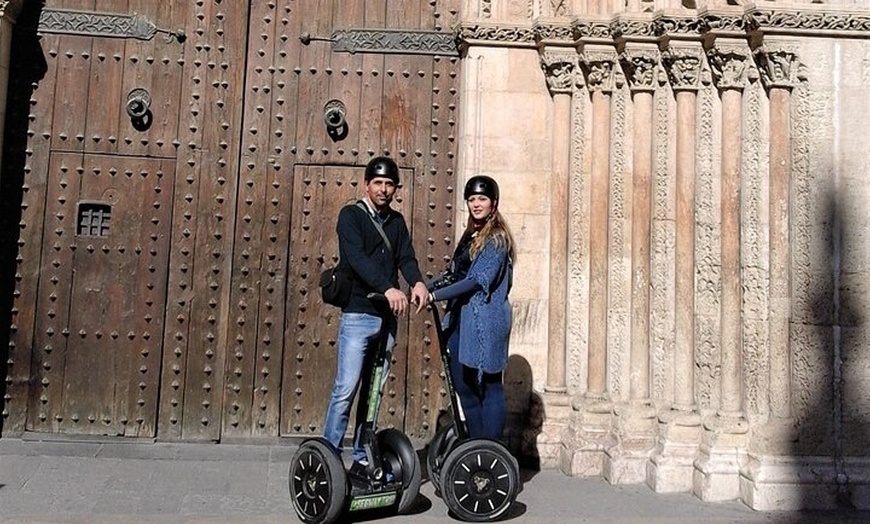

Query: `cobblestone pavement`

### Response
(0, 437, 866, 524)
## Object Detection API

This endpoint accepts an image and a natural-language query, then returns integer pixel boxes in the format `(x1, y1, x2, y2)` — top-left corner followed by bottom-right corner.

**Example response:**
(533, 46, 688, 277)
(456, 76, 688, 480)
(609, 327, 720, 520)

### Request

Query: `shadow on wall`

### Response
(504, 354, 543, 471)
(794, 187, 868, 514)
(0, 2, 47, 436)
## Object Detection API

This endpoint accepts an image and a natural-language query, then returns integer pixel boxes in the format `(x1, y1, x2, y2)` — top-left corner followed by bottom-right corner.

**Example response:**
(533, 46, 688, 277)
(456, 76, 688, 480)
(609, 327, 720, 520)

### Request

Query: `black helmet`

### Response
(365, 156, 399, 184)
(464, 175, 499, 201)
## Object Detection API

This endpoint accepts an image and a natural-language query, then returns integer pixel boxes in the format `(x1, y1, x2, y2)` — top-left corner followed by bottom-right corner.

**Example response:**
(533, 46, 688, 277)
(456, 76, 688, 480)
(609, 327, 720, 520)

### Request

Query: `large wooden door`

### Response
(3, 0, 458, 440)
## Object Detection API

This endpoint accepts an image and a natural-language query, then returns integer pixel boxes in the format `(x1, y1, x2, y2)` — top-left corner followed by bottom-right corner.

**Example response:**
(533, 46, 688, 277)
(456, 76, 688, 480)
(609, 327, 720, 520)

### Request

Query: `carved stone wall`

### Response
(457, 0, 870, 511)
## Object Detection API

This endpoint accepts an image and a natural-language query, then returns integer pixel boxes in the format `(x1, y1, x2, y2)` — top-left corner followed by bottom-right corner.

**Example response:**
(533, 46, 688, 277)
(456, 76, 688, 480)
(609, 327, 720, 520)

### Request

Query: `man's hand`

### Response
(384, 287, 408, 316)
(410, 282, 429, 314)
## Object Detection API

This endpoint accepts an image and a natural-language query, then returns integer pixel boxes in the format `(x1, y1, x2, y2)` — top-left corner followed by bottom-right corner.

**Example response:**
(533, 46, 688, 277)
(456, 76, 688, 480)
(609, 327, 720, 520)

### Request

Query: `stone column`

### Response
(561, 46, 619, 477)
(648, 41, 705, 493)
(666, 46, 701, 414)
(692, 39, 753, 503)
(584, 46, 616, 402)
(739, 42, 804, 511)
(536, 47, 578, 467)
(601, 45, 660, 485)
(755, 43, 800, 421)
(541, 49, 574, 396)
(620, 47, 656, 410)
(707, 41, 752, 419)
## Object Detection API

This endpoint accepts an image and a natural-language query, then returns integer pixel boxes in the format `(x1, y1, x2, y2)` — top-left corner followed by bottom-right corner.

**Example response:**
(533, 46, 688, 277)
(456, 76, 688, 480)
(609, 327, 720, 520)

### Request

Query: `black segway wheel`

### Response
(440, 439, 520, 522)
(288, 438, 347, 524)
(377, 428, 422, 514)
(426, 422, 458, 497)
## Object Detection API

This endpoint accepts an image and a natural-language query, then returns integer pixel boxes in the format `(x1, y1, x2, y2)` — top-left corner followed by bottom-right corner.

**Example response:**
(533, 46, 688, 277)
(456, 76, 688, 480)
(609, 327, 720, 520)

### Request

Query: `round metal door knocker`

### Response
(323, 99, 347, 140)
(126, 88, 153, 130)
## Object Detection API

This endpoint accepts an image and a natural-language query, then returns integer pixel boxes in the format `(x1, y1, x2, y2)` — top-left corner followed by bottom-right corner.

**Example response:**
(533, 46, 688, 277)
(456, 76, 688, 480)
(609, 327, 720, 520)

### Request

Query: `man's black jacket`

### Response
(336, 200, 424, 315)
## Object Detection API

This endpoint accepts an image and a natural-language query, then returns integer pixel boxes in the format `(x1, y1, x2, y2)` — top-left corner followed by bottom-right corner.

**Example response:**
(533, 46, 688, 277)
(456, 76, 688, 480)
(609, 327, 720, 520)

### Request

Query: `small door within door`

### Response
(281, 164, 412, 436)
(28, 153, 175, 437)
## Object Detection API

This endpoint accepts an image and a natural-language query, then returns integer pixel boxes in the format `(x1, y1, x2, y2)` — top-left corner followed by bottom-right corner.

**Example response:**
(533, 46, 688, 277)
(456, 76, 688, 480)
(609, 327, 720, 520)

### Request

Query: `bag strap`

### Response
(356, 201, 393, 254)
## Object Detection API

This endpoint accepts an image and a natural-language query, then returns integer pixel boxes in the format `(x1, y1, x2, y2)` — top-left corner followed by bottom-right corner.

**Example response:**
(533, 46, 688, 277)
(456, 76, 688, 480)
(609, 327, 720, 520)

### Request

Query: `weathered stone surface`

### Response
(458, 0, 870, 511)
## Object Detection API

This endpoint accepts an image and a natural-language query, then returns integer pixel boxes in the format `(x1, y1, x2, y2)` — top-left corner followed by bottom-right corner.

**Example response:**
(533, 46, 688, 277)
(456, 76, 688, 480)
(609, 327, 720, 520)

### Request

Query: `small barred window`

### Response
(77, 203, 112, 237)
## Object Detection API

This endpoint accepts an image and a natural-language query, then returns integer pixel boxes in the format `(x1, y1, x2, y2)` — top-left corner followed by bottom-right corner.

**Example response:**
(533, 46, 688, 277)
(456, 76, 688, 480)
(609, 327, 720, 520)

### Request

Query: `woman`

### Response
(428, 175, 515, 440)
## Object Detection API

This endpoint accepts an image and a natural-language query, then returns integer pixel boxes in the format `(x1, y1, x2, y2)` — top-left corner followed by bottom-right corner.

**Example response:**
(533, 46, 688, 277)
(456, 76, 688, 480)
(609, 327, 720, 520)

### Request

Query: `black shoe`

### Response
(348, 460, 369, 479)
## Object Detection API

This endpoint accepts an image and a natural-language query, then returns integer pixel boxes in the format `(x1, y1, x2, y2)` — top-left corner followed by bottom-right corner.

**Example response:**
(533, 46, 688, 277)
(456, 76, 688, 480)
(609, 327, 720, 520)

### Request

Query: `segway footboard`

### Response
(342, 428, 421, 516)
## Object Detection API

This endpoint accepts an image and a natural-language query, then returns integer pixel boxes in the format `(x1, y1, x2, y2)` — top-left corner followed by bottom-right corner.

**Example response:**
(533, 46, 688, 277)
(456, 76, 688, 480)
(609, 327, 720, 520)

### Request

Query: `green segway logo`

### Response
(348, 491, 397, 512)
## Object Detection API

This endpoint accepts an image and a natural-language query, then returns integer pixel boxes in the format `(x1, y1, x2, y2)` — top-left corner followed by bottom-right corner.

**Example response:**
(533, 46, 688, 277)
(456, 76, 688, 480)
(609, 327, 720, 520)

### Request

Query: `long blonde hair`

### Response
(466, 210, 516, 263)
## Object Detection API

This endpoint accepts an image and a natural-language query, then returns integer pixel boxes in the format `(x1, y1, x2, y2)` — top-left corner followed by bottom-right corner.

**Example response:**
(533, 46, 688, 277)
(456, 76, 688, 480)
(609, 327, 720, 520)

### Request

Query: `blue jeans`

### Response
(323, 312, 396, 462)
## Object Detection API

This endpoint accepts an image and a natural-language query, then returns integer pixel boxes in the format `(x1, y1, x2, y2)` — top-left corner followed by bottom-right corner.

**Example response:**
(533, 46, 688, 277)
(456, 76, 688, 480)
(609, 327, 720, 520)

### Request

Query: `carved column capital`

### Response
(581, 47, 619, 93)
(754, 42, 803, 91)
(0, 0, 24, 23)
(620, 46, 659, 93)
(661, 44, 705, 92)
(540, 49, 579, 96)
(706, 41, 753, 92)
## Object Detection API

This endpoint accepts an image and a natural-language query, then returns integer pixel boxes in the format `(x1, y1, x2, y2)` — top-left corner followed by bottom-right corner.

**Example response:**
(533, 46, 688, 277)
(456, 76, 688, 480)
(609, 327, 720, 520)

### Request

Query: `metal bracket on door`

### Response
(37, 8, 186, 43)
(301, 28, 459, 57)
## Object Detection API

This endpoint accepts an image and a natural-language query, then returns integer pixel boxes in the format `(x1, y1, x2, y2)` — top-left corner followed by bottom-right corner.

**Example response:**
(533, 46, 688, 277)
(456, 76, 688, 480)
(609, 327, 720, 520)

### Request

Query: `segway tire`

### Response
(377, 428, 422, 514)
(426, 422, 458, 497)
(288, 438, 347, 524)
(440, 439, 519, 522)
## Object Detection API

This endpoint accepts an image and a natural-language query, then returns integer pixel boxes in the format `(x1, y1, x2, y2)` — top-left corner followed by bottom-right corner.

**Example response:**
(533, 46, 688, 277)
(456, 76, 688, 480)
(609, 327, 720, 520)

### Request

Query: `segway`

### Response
(426, 303, 520, 521)
(289, 294, 422, 524)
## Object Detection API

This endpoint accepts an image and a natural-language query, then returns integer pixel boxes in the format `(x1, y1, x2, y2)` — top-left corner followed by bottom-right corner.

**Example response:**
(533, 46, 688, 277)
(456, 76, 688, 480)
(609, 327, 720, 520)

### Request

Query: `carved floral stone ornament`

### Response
(745, 7, 870, 37)
(573, 19, 612, 42)
(455, 5, 870, 52)
(533, 21, 573, 45)
(456, 23, 536, 48)
(610, 17, 657, 41)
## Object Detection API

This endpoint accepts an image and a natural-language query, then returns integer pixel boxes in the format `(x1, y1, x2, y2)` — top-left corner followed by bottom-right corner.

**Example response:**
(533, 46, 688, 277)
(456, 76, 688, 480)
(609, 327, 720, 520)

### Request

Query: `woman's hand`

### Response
(410, 282, 430, 313)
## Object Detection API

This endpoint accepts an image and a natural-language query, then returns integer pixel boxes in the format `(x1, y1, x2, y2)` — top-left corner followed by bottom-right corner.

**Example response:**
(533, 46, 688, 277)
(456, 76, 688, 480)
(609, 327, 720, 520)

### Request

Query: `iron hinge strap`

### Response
(36, 8, 185, 43)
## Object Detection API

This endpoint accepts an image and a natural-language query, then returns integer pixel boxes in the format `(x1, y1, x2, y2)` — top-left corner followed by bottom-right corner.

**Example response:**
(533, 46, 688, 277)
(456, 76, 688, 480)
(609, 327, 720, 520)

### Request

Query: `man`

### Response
(322, 156, 429, 472)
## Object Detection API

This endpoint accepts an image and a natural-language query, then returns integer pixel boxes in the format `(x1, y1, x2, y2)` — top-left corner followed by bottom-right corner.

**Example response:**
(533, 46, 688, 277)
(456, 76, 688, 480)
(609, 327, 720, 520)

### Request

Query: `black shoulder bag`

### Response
(319, 202, 392, 308)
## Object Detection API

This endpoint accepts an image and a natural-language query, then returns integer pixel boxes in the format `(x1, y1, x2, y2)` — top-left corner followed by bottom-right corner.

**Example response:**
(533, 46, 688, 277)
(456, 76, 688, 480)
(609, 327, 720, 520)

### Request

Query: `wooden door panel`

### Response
(219, 0, 302, 439)
(10, 0, 458, 440)
(157, 0, 249, 442)
(42, 0, 185, 159)
(83, 3, 124, 156)
(29, 153, 174, 436)
(357, 2, 388, 156)
(50, 30, 92, 154)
